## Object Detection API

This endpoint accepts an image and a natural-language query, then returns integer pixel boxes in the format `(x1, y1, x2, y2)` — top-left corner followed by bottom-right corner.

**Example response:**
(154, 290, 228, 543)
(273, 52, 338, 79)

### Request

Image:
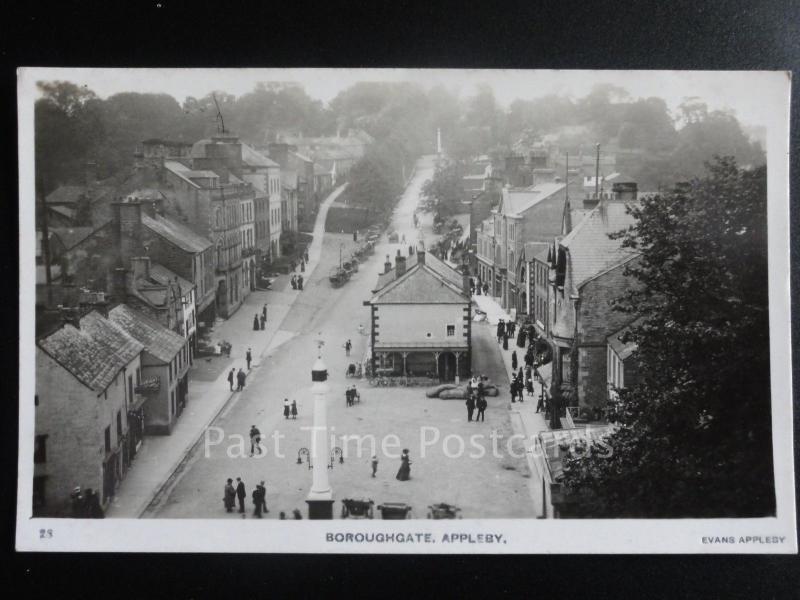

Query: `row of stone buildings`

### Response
(468, 144, 646, 416)
(34, 130, 372, 516)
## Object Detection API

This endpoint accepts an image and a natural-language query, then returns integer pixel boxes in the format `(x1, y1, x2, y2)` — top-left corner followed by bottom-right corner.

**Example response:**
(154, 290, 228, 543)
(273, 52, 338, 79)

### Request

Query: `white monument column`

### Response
(306, 342, 334, 519)
(437, 127, 442, 154)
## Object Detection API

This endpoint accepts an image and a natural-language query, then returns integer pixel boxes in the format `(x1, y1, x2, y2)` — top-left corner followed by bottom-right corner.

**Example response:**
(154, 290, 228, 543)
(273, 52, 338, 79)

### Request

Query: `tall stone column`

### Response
(306, 346, 334, 519)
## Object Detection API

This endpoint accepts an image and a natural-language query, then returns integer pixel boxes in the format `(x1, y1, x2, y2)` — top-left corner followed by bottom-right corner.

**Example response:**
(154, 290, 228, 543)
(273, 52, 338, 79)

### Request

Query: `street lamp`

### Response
(305, 339, 334, 519)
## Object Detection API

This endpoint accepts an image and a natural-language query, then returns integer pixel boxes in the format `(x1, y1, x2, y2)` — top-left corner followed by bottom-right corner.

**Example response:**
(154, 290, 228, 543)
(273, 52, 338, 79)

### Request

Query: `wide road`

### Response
(151, 155, 534, 519)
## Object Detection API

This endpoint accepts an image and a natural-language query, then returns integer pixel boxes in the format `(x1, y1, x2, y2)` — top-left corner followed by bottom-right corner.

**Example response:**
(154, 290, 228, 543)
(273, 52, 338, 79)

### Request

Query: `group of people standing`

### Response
(228, 367, 247, 392)
(345, 385, 360, 406)
(283, 398, 298, 419)
(253, 304, 268, 331)
(496, 319, 516, 351)
(465, 375, 489, 422)
(472, 277, 489, 296)
(224, 477, 268, 518)
(290, 273, 304, 290)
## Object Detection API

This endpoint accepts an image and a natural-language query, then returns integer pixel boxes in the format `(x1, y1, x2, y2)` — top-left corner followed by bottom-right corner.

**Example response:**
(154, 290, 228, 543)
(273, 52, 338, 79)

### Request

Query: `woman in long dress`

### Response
(396, 449, 411, 481)
(283, 399, 291, 420)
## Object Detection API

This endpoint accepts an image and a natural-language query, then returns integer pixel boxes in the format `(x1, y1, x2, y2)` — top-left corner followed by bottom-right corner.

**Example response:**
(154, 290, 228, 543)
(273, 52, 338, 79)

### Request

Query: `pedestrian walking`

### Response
(350, 385, 360, 404)
(536, 386, 545, 413)
(292, 509, 302, 519)
(291, 274, 297, 290)
(300, 259, 305, 272)
(236, 477, 246, 513)
(260, 313, 265, 330)
(291, 400, 298, 419)
(252, 486, 262, 518)
(526, 375, 534, 397)
(511, 350, 518, 371)
(345, 339, 352, 357)
(259, 481, 268, 514)
(249, 425, 262, 456)
(476, 396, 487, 422)
(297, 274, 304, 290)
(283, 399, 290, 419)
(371, 455, 378, 478)
(466, 395, 476, 422)
(237, 368, 246, 391)
(396, 449, 411, 481)
(345, 387, 353, 407)
(223, 479, 236, 513)
(502, 331, 509, 351)
(227, 368, 235, 391)
(510, 379, 518, 404)
(279, 512, 286, 520)
(262, 303, 267, 320)
(497, 319, 505, 343)
(253, 314, 260, 331)
(246, 348, 252, 370)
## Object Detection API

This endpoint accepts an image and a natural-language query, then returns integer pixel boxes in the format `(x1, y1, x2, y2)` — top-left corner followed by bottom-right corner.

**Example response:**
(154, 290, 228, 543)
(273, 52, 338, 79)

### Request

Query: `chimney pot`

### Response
(395, 255, 407, 278)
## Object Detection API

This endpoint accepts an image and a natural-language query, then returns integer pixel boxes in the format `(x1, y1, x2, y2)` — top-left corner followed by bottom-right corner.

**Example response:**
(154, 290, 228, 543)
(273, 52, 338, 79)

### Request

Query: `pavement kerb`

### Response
(130, 184, 347, 517)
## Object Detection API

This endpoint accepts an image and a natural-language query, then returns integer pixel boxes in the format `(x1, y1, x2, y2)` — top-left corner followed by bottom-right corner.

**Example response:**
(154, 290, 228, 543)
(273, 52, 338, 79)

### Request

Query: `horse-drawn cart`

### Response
(329, 266, 350, 288)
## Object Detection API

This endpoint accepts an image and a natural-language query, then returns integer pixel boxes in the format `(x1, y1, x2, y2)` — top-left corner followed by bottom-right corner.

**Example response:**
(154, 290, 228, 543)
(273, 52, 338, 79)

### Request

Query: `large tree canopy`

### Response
(560, 157, 774, 518)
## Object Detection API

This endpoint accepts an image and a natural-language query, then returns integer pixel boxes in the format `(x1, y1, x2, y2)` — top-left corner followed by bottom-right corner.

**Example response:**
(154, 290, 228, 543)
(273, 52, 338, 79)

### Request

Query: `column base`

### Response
(306, 498, 335, 520)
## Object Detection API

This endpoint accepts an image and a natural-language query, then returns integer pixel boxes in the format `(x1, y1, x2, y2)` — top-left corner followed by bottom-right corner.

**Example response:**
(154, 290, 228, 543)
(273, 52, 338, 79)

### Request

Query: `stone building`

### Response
(547, 181, 641, 412)
(487, 182, 568, 311)
(35, 311, 144, 516)
(109, 304, 191, 435)
(366, 247, 472, 382)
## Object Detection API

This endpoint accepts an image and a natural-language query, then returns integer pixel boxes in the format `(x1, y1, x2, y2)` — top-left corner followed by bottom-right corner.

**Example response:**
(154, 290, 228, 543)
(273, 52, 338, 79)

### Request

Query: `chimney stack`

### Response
(131, 256, 151, 281)
(612, 181, 638, 202)
(395, 255, 407, 278)
(384, 254, 392, 274)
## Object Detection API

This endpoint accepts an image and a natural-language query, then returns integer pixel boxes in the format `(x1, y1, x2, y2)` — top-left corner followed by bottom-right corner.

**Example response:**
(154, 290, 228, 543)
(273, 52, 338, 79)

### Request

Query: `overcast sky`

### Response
(21, 68, 788, 129)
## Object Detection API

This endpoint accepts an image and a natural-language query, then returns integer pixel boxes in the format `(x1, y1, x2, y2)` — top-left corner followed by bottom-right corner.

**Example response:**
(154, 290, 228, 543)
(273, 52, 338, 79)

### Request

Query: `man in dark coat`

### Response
(496, 320, 505, 343)
(510, 379, 518, 403)
(237, 368, 246, 391)
(246, 348, 252, 370)
(227, 368, 235, 391)
(466, 395, 476, 422)
(476, 396, 487, 422)
(235, 477, 246, 513)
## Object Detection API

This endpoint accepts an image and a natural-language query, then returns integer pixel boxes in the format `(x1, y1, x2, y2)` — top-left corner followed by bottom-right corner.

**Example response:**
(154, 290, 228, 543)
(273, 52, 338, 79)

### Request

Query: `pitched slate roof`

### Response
(142, 213, 212, 253)
(560, 201, 638, 294)
(45, 185, 86, 205)
(523, 242, 551, 263)
(501, 182, 565, 216)
(109, 304, 185, 363)
(371, 252, 467, 304)
(241, 143, 279, 168)
(147, 263, 194, 293)
(49, 227, 95, 251)
(38, 312, 143, 392)
(164, 161, 201, 188)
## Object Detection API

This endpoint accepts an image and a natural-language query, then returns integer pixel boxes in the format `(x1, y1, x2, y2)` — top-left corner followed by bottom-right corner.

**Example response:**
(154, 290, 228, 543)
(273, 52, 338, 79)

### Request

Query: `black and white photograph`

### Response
(16, 67, 795, 553)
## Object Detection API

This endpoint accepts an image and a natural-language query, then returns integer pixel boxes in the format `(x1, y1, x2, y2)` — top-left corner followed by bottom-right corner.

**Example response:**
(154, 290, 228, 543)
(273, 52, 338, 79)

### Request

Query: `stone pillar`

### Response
(433, 352, 440, 379)
(454, 352, 462, 384)
(306, 348, 333, 519)
(402, 352, 408, 376)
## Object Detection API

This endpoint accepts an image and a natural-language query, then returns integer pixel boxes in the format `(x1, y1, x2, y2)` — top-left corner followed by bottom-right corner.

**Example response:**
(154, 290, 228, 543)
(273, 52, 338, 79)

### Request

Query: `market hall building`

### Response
(365, 246, 472, 383)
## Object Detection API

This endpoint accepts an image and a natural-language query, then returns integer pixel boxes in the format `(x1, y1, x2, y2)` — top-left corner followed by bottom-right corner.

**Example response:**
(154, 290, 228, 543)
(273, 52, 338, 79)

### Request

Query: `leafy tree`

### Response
(35, 81, 104, 193)
(560, 157, 774, 518)
(420, 162, 464, 219)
